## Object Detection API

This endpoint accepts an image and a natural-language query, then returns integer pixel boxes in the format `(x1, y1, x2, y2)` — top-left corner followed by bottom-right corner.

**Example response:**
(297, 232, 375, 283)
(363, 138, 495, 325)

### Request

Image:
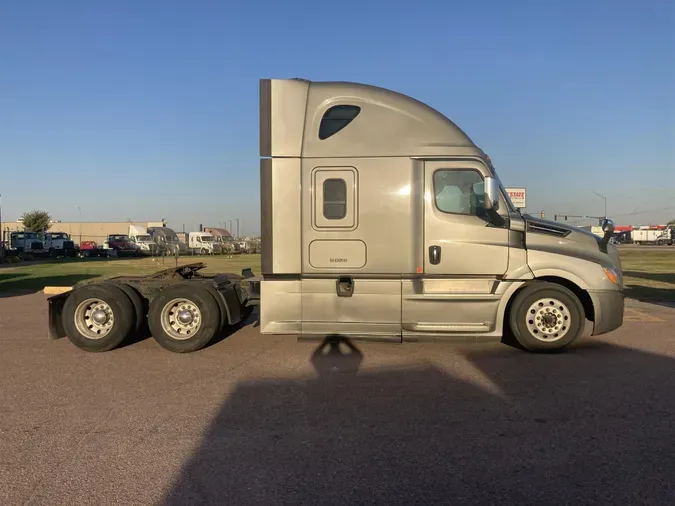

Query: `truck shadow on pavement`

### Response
(623, 270, 675, 286)
(161, 336, 675, 505)
(623, 285, 675, 308)
(0, 273, 98, 298)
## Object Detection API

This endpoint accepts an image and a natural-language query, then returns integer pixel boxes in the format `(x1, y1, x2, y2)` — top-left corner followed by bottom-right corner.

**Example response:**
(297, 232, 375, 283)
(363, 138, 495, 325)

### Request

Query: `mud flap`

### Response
(48, 292, 69, 340)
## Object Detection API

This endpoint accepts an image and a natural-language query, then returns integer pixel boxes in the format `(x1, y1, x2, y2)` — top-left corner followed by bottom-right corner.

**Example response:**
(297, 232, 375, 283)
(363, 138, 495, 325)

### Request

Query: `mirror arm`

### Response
(486, 209, 506, 227)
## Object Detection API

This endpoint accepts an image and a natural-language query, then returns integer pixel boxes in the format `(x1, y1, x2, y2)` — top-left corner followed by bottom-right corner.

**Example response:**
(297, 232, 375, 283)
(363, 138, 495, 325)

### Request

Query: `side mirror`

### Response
(484, 177, 500, 211)
(598, 218, 615, 253)
(601, 218, 615, 235)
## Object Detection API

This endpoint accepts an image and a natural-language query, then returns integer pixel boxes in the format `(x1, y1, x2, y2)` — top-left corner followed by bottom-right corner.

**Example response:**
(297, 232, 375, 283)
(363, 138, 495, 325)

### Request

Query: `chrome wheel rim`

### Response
(525, 297, 571, 342)
(160, 298, 202, 340)
(74, 298, 114, 339)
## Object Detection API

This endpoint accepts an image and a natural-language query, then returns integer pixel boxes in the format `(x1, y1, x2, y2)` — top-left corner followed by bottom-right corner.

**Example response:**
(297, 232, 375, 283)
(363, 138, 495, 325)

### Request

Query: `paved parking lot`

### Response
(1, 293, 674, 505)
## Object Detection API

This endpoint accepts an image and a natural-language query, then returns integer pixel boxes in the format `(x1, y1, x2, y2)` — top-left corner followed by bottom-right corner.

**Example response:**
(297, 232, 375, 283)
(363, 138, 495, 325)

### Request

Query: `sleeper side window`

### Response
(323, 178, 347, 219)
(319, 105, 361, 140)
(433, 169, 486, 217)
(312, 167, 358, 230)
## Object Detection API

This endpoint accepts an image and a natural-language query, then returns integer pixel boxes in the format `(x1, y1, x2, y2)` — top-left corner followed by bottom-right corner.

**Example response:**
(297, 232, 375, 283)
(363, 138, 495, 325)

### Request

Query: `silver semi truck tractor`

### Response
(46, 77, 624, 354)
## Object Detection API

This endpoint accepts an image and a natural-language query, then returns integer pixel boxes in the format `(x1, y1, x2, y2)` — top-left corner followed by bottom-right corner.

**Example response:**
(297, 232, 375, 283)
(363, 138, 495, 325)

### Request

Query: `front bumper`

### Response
(589, 290, 624, 336)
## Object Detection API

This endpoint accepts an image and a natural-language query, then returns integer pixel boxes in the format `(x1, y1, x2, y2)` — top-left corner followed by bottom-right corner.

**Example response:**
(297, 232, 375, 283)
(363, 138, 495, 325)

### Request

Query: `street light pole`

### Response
(77, 206, 83, 245)
(592, 192, 607, 219)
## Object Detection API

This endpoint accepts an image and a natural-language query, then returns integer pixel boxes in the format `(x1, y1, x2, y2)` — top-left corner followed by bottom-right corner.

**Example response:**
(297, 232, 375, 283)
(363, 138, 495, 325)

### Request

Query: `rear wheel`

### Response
(148, 284, 221, 353)
(62, 284, 135, 352)
(508, 282, 585, 352)
(103, 281, 147, 339)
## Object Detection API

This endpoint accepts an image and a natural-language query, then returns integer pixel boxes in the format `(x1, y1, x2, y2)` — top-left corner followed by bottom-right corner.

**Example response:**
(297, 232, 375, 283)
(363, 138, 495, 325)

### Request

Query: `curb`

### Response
(43, 286, 73, 295)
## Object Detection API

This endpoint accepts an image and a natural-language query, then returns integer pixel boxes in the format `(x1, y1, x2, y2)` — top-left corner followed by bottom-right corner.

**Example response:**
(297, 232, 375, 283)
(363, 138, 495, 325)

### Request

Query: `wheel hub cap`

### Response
(160, 299, 203, 341)
(543, 314, 557, 327)
(177, 310, 194, 324)
(74, 298, 115, 340)
(92, 310, 109, 325)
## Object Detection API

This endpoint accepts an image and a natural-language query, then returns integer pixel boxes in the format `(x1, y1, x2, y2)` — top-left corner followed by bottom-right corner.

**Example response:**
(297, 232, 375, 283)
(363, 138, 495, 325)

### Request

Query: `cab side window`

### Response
(433, 169, 485, 216)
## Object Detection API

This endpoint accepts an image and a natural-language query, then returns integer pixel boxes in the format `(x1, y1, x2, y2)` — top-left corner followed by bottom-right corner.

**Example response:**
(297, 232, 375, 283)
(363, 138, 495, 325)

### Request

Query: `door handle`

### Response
(336, 276, 354, 297)
(429, 245, 441, 265)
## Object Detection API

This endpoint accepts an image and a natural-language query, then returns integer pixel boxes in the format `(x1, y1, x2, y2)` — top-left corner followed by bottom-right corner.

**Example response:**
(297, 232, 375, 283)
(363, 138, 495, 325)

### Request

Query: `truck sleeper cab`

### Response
(258, 78, 624, 351)
(148, 227, 188, 256)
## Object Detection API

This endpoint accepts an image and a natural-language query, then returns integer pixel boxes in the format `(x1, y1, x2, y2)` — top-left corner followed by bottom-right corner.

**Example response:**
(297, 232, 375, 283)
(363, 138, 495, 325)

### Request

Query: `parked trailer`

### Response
(632, 227, 674, 246)
(47, 77, 624, 354)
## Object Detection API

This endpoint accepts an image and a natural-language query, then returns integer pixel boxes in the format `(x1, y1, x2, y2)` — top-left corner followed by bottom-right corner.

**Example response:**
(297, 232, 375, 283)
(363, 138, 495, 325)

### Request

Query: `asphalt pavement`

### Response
(1, 294, 674, 505)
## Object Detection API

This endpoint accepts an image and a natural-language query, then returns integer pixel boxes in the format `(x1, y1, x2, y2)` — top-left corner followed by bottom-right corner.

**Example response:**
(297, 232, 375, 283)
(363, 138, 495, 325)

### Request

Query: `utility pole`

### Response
(592, 191, 607, 218)
(236, 218, 240, 239)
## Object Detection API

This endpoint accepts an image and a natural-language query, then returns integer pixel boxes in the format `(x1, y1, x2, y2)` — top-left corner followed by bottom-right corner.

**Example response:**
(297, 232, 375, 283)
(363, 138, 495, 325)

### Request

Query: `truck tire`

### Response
(103, 281, 147, 339)
(508, 282, 585, 352)
(147, 284, 221, 353)
(62, 284, 135, 352)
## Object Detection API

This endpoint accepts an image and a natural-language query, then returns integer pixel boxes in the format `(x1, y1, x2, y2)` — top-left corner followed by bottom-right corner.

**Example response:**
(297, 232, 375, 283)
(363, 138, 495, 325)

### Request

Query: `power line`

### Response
(610, 206, 675, 217)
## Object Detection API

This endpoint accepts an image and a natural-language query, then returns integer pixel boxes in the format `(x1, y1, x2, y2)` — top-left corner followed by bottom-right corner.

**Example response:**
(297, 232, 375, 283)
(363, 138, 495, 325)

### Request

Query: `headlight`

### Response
(602, 266, 618, 285)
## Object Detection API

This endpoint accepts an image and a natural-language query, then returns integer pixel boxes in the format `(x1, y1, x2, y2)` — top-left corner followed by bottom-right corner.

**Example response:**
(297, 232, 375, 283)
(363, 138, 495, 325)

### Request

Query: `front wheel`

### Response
(508, 282, 585, 352)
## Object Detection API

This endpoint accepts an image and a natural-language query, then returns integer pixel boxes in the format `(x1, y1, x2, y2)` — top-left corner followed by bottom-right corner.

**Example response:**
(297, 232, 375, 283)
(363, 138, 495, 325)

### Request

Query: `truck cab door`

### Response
(402, 160, 510, 337)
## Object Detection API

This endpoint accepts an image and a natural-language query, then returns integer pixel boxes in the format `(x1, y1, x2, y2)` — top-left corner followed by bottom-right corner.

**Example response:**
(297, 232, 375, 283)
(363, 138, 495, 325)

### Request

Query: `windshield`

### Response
(110, 235, 129, 241)
(200, 235, 213, 242)
(51, 233, 68, 239)
(136, 235, 152, 241)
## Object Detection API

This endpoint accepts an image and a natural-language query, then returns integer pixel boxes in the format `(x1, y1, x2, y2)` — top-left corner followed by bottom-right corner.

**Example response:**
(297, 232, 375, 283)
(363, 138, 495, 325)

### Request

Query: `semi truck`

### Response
(203, 227, 234, 254)
(46, 77, 625, 354)
(148, 226, 188, 256)
(10, 231, 45, 255)
(101, 234, 139, 257)
(632, 226, 674, 246)
(187, 231, 222, 255)
(44, 232, 78, 258)
(128, 225, 159, 255)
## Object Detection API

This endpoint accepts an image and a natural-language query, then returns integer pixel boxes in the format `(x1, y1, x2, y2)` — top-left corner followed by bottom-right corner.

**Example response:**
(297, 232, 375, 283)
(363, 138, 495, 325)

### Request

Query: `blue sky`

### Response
(1, 0, 673, 233)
